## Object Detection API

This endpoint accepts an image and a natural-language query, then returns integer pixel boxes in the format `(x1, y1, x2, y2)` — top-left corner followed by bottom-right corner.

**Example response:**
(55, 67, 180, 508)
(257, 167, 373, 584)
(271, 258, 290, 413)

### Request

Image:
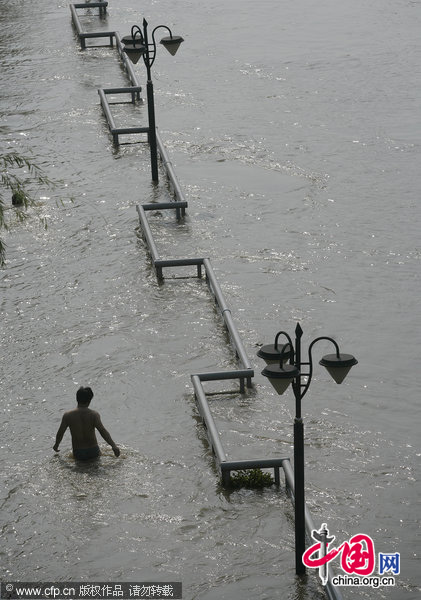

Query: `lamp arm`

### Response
(149, 25, 173, 68)
(274, 330, 295, 367)
(151, 25, 174, 39)
(274, 330, 294, 352)
(279, 342, 294, 366)
(131, 25, 144, 44)
(300, 336, 341, 399)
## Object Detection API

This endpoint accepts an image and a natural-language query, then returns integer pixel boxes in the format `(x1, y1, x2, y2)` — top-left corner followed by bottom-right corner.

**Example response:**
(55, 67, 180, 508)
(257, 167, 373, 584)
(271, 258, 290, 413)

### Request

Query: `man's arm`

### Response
(53, 415, 68, 452)
(94, 412, 120, 457)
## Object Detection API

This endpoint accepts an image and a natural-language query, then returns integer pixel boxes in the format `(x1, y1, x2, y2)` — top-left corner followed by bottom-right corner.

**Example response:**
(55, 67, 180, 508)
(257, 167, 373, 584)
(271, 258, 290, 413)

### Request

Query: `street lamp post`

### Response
(257, 322, 357, 576)
(122, 19, 184, 182)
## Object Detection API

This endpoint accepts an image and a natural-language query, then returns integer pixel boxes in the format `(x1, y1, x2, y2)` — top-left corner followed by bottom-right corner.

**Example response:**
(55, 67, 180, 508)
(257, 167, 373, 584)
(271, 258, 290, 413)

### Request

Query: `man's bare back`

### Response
(53, 387, 120, 460)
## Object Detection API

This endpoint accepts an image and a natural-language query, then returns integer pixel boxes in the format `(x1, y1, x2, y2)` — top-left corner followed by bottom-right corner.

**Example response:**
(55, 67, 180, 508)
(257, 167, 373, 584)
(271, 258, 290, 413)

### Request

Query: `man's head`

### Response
(76, 386, 94, 406)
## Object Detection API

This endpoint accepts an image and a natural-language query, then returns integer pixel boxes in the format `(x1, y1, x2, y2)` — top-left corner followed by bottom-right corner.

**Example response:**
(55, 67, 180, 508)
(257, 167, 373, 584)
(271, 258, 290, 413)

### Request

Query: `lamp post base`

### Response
(294, 416, 306, 575)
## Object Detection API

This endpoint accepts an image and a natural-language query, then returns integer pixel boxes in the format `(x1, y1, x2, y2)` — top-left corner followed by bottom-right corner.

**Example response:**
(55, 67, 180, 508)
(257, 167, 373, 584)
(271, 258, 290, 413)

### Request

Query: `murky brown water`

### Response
(1, 1, 420, 598)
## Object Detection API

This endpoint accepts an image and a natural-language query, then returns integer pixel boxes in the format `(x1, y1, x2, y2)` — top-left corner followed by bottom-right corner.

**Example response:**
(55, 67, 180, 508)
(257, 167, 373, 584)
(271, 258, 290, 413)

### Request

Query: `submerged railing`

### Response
(67, 6, 345, 598)
(70, 0, 290, 488)
(98, 88, 147, 144)
(70, 2, 114, 49)
(135, 204, 253, 380)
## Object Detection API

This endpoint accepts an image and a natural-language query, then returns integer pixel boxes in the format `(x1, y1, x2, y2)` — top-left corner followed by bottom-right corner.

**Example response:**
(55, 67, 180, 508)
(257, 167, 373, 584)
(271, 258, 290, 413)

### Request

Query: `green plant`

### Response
(229, 468, 274, 489)
(0, 152, 56, 266)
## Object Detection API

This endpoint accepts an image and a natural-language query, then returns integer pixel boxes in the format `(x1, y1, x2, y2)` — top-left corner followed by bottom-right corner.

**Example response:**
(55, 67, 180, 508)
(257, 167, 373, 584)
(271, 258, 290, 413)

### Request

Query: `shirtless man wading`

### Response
(53, 386, 120, 460)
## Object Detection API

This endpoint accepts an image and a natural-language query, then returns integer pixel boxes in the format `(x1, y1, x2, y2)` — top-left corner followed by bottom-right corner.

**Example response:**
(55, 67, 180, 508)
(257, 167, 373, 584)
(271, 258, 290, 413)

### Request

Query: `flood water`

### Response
(1, 1, 420, 599)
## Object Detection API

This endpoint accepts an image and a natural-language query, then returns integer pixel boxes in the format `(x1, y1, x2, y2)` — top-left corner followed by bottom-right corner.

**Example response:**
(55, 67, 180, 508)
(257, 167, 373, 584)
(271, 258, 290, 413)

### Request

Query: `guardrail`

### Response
(135, 205, 254, 390)
(70, 2, 114, 49)
(67, 11, 345, 598)
(156, 131, 187, 214)
(191, 374, 282, 485)
(98, 88, 147, 144)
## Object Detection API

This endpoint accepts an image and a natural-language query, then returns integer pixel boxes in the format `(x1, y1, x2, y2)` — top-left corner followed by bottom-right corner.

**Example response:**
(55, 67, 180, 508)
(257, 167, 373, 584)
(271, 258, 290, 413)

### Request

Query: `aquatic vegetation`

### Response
(229, 468, 274, 489)
(0, 152, 55, 266)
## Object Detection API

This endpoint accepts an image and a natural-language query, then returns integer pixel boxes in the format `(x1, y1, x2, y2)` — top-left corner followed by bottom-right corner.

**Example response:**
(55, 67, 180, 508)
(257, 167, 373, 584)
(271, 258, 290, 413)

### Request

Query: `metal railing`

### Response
(70, 2, 114, 49)
(191, 374, 284, 485)
(135, 205, 254, 391)
(68, 9, 346, 598)
(98, 88, 147, 144)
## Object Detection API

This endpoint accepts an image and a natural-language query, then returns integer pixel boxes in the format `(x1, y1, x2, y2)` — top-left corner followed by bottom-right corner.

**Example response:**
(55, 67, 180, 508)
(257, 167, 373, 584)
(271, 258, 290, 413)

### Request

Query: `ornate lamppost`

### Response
(122, 19, 184, 182)
(257, 323, 357, 575)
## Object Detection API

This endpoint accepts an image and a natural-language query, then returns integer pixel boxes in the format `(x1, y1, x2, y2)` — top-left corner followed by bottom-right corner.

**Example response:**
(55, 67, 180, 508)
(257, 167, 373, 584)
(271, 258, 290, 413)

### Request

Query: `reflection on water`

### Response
(3, 446, 326, 598)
